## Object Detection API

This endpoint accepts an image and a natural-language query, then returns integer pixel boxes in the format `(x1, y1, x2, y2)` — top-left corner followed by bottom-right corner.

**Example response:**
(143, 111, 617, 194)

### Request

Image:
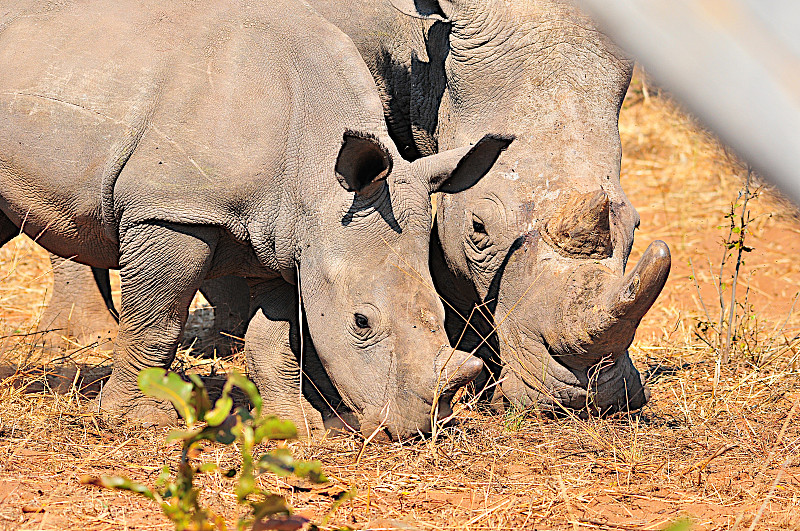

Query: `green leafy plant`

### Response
(689, 165, 757, 392)
(83, 368, 330, 531)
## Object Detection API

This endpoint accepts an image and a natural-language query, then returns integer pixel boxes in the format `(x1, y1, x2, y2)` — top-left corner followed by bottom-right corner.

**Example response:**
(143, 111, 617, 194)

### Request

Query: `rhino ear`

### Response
(389, 0, 457, 21)
(335, 130, 393, 194)
(414, 134, 514, 194)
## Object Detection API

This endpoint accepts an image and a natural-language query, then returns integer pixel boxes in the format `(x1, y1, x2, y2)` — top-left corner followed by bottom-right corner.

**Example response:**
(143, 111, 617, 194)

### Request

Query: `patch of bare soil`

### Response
(0, 73, 799, 530)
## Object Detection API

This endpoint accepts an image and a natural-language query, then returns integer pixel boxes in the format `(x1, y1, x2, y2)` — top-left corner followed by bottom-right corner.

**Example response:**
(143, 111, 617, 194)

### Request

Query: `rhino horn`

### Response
(543, 239, 670, 370)
(605, 239, 671, 324)
(584, 240, 671, 358)
(437, 349, 483, 395)
(544, 190, 613, 259)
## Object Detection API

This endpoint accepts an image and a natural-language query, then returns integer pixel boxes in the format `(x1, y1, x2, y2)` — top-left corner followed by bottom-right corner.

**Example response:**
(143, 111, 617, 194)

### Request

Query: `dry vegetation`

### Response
(1, 74, 799, 530)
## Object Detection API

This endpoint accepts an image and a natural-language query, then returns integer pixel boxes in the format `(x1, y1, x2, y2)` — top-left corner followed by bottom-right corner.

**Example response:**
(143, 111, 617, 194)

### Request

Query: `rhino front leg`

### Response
(245, 278, 329, 437)
(38, 253, 118, 349)
(100, 222, 218, 425)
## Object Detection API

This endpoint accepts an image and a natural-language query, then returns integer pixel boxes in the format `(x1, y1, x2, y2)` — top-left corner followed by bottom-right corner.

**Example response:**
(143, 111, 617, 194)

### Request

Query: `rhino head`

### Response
(293, 131, 512, 438)
(392, 0, 671, 413)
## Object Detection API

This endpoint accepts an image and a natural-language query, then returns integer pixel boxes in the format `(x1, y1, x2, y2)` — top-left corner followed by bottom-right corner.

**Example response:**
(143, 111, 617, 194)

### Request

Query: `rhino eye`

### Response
(354, 313, 370, 329)
(472, 216, 487, 235)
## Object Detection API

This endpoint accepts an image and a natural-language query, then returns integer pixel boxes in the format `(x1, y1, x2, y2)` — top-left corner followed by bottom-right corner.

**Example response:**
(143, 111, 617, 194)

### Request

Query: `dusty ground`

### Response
(1, 75, 799, 530)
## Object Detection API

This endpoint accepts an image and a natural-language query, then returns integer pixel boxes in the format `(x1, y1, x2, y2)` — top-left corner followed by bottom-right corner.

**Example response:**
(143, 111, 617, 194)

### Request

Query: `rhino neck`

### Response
(434, 0, 632, 150)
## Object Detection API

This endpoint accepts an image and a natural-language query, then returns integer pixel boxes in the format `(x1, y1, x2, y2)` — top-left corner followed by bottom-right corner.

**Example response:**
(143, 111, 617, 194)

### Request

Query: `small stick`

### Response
(753, 394, 800, 483)
(677, 444, 737, 477)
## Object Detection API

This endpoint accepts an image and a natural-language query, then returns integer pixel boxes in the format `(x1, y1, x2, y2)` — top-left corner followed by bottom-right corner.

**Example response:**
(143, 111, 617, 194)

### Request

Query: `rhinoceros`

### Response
(304, 0, 672, 414)
(26, 0, 671, 416)
(0, 0, 512, 438)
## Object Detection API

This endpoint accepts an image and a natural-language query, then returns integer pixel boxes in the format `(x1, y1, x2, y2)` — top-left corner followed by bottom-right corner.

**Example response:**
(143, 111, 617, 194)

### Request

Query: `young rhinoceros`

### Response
(0, 0, 510, 438)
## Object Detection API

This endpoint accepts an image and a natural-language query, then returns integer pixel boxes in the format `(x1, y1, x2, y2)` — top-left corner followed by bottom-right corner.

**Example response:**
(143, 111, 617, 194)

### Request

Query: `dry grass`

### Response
(1, 73, 799, 530)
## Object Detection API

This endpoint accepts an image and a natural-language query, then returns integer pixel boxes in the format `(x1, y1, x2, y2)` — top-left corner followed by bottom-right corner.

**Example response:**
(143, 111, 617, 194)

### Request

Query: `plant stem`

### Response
(722, 166, 752, 364)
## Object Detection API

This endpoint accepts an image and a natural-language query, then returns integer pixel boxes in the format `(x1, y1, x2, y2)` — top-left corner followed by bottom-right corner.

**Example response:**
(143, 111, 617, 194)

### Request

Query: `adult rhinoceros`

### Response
(0, 0, 511, 438)
(306, 0, 671, 413)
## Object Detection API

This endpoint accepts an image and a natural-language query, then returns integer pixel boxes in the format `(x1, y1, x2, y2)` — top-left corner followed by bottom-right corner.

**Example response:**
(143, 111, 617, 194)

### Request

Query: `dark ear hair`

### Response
(389, 0, 456, 21)
(414, 134, 514, 194)
(335, 130, 393, 194)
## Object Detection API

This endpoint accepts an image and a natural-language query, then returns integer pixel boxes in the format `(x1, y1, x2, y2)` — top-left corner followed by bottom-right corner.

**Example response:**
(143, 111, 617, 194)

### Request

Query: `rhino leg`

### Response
(198, 275, 250, 354)
(38, 253, 118, 350)
(39, 258, 248, 355)
(246, 279, 359, 436)
(99, 222, 218, 425)
(245, 278, 327, 437)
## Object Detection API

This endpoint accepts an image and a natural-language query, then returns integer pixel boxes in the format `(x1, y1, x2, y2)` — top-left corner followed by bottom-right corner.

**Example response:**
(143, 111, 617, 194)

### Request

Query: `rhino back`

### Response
(307, 0, 426, 160)
(0, 0, 390, 270)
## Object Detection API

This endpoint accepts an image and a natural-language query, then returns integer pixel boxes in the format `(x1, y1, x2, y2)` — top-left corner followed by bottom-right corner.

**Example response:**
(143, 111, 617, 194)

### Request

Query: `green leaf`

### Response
(292, 460, 327, 483)
(195, 419, 238, 445)
(258, 450, 295, 476)
(236, 472, 256, 502)
(255, 416, 297, 441)
(663, 518, 692, 531)
(205, 396, 233, 426)
(166, 427, 201, 443)
(198, 462, 218, 473)
(227, 372, 263, 415)
(188, 374, 213, 419)
(84, 475, 156, 500)
(237, 406, 255, 423)
(156, 465, 172, 486)
(257, 452, 327, 483)
(138, 369, 195, 424)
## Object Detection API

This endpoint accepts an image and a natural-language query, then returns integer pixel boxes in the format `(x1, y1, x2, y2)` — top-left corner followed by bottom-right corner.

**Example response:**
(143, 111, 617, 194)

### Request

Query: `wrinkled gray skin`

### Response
(307, 0, 672, 413)
(0, 0, 513, 438)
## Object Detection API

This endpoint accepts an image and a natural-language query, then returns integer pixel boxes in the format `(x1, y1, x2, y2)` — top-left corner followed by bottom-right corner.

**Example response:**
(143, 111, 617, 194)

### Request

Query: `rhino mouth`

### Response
(492, 323, 649, 416)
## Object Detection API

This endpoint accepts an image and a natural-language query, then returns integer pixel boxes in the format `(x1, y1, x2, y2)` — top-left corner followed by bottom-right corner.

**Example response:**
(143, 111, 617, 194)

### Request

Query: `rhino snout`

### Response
(359, 348, 482, 440)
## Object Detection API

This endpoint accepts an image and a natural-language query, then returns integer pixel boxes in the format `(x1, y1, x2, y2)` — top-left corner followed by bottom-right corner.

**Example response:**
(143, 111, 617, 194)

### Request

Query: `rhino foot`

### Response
(91, 382, 178, 427)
